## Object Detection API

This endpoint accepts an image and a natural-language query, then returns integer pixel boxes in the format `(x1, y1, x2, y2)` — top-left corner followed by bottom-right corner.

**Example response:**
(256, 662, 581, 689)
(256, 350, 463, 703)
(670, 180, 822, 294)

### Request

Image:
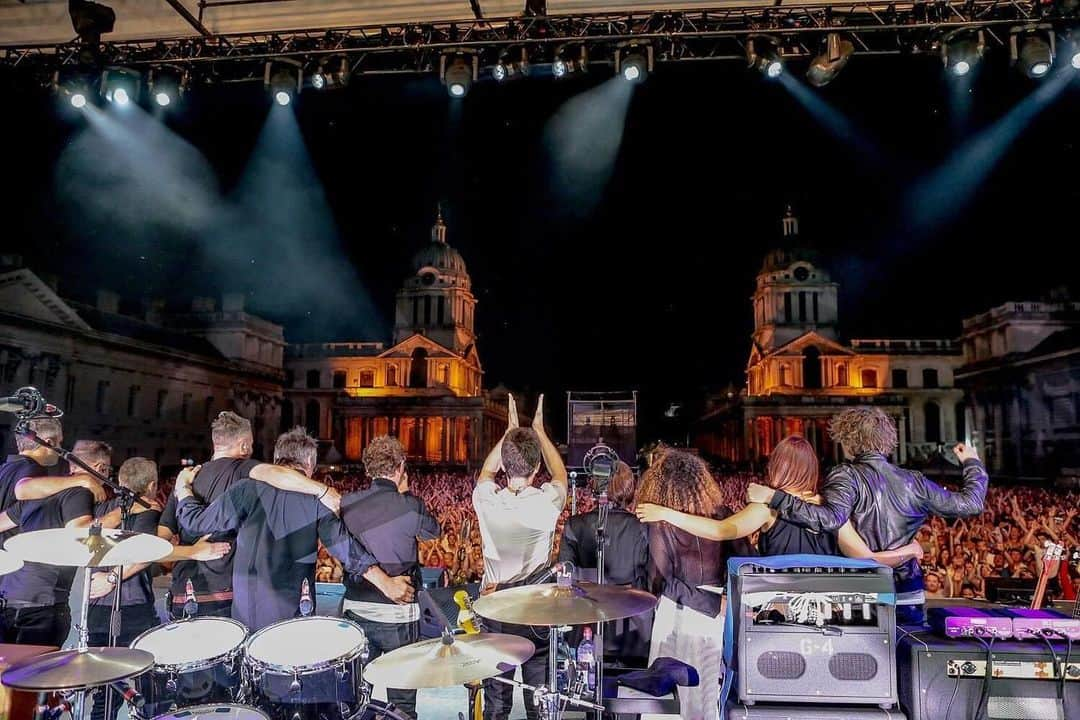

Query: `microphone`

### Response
(183, 579, 198, 618)
(110, 680, 145, 709)
(299, 578, 313, 616)
(0, 387, 63, 418)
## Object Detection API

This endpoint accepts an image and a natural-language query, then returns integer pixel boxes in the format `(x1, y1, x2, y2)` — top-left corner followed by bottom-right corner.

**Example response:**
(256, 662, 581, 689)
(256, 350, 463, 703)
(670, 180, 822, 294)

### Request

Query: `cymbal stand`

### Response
(490, 676, 605, 720)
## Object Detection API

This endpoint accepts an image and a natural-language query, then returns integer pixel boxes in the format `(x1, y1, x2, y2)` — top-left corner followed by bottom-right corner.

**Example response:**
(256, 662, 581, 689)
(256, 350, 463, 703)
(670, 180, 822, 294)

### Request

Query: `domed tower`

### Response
(393, 207, 478, 354)
(751, 207, 839, 352)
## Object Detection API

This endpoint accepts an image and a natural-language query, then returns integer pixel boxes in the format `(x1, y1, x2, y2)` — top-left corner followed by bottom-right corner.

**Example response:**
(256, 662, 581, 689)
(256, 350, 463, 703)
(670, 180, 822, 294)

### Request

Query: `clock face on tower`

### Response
(793, 266, 810, 282)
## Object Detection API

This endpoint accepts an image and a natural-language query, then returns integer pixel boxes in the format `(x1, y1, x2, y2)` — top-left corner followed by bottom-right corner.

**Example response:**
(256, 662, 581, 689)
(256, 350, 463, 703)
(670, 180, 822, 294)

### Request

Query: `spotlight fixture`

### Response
(310, 57, 349, 90)
(807, 33, 854, 87)
(1069, 31, 1080, 68)
(71, 92, 87, 108)
(616, 43, 653, 83)
(747, 37, 784, 78)
(69, 0, 115, 44)
(552, 45, 588, 79)
(492, 48, 529, 83)
(264, 59, 302, 106)
(52, 70, 92, 109)
(148, 66, 188, 108)
(441, 53, 478, 98)
(1011, 28, 1055, 78)
(942, 31, 985, 77)
(100, 67, 139, 105)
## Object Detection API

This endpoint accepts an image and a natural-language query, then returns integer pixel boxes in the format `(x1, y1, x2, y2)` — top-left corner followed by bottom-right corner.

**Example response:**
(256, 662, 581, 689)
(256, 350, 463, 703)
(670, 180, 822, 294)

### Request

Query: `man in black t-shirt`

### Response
(0, 439, 101, 646)
(157, 412, 341, 620)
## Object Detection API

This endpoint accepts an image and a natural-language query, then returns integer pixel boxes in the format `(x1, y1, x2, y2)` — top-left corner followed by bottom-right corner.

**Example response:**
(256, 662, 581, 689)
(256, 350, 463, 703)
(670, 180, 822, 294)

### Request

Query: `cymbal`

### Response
(5, 527, 172, 568)
(363, 633, 535, 689)
(0, 648, 155, 691)
(0, 549, 24, 575)
(473, 582, 658, 626)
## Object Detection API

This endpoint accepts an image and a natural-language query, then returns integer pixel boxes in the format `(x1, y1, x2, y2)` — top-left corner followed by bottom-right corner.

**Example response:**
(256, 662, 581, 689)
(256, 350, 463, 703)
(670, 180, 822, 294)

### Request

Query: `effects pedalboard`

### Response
(928, 606, 1080, 640)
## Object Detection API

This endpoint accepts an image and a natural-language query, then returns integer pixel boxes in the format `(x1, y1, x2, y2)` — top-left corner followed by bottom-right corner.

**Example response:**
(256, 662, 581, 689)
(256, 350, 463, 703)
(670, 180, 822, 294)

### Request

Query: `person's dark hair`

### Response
(765, 435, 820, 496)
(607, 461, 636, 508)
(828, 407, 898, 456)
(273, 427, 318, 472)
(635, 449, 723, 517)
(16, 417, 62, 452)
(501, 428, 542, 478)
(211, 411, 252, 449)
(363, 435, 406, 479)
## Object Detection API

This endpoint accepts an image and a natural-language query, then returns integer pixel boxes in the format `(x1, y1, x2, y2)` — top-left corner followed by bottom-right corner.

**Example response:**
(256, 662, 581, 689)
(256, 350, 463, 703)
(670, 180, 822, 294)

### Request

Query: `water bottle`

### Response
(576, 627, 596, 692)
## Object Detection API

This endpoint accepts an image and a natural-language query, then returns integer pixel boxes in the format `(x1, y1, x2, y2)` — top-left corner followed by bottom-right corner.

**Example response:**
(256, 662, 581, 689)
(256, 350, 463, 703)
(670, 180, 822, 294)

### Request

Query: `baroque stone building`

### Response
(0, 264, 284, 464)
(283, 210, 508, 467)
(695, 210, 964, 466)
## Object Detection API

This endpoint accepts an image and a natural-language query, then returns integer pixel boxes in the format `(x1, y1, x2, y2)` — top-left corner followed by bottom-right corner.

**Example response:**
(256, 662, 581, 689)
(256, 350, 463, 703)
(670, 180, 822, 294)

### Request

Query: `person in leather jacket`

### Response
(747, 407, 988, 624)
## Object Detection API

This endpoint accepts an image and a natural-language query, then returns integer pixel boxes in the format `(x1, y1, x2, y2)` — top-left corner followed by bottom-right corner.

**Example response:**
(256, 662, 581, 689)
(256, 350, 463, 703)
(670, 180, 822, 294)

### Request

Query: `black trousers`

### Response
(1, 603, 71, 647)
(481, 618, 550, 720)
(345, 611, 420, 720)
(88, 603, 160, 720)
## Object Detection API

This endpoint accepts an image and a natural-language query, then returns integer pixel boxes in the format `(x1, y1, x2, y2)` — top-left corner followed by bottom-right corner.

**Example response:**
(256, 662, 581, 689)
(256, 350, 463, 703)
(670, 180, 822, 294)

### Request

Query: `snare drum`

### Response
(244, 616, 368, 719)
(131, 617, 249, 718)
(150, 704, 268, 720)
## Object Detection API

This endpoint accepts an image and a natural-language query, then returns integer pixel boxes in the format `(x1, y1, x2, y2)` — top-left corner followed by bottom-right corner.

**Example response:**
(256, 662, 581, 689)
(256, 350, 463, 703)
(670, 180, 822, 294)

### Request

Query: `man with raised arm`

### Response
(472, 394, 568, 720)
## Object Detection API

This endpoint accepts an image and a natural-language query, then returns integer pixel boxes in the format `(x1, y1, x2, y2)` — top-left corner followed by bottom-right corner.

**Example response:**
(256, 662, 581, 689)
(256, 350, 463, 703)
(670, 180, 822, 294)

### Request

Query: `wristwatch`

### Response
(106, 571, 120, 585)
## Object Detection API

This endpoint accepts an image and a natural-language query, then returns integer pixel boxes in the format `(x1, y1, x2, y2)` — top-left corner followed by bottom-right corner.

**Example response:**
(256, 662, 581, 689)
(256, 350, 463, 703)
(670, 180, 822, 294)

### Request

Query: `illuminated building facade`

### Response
(695, 210, 964, 465)
(284, 210, 507, 466)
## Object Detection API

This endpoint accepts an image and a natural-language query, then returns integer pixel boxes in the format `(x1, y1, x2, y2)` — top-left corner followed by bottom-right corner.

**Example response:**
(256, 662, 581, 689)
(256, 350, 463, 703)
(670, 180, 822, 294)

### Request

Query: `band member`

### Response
(340, 436, 440, 720)
(558, 460, 651, 664)
(174, 427, 414, 631)
(473, 395, 568, 720)
(748, 407, 988, 623)
(0, 440, 101, 645)
(636, 436, 923, 566)
(158, 411, 341, 620)
(86, 457, 228, 720)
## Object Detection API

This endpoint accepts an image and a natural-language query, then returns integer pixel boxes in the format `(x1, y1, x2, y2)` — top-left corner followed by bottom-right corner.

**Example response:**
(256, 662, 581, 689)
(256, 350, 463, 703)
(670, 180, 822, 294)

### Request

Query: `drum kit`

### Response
(0, 531, 656, 720)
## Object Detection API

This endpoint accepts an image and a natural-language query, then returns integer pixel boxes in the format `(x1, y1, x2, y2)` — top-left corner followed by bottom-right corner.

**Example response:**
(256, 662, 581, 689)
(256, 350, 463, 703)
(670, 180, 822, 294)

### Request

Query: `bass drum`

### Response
(244, 616, 368, 720)
(130, 617, 249, 718)
(150, 704, 269, 720)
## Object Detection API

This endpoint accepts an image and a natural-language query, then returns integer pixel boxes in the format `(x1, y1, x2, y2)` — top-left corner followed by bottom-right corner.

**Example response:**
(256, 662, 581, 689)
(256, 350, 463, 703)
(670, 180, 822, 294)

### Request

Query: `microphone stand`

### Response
(13, 414, 153, 720)
(594, 492, 609, 713)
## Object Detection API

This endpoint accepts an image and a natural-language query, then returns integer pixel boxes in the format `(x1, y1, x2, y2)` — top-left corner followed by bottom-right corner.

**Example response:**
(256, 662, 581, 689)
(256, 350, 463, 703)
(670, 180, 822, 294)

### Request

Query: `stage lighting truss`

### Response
(615, 42, 653, 83)
(1010, 26, 1056, 78)
(148, 65, 188, 107)
(942, 30, 985, 77)
(100, 66, 139, 105)
(4, 3, 1079, 87)
(264, 58, 302, 105)
(747, 36, 785, 78)
(441, 51, 478, 97)
(806, 33, 854, 87)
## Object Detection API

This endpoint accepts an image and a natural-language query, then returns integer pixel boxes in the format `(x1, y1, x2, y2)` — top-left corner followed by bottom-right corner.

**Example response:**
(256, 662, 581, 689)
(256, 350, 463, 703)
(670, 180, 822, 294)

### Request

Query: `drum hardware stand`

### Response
(490, 676, 605, 720)
(594, 491, 609, 712)
(10, 388, 155, 720)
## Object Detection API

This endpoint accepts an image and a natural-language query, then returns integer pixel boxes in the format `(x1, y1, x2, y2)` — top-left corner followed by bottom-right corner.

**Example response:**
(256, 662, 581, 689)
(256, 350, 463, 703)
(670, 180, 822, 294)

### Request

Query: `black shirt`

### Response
(340, 478, 440, 603)
(558, 508, 649, 589)
(90, 498, 161, 608)
(159, 456, 260, 596)
(0, 454, 49, 547)
(177, 480, 378, 631)
(758, 516, 838, 557)
(0, 487, 95, 606)
(648, 522, 727, 618)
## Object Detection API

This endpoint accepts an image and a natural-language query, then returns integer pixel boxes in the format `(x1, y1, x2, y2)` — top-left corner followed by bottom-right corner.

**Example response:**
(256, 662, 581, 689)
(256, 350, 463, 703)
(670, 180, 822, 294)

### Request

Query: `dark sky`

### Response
(2, 52, 1079, 435)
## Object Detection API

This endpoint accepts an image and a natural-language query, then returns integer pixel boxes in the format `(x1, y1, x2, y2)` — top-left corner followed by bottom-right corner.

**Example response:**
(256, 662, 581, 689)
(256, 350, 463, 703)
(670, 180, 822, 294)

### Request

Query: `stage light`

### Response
(265, 60, 301, 106)
(553, 58, 568, 78)
(52, 71, 93, 110)
(492, 48, 528, 83)
(69, 0, 115, 44)
(553, 45, 587, 79)
(807, 33, 854, 87)
(71, 93, 87, 109)
(308, 57, 349, 90)
(1011, 29, 1055, 79)
(1073, 50, 1080, 69)
(943, 31, 984, 77)
(616, 44, 652, 84)
(148, 67, 187, 109)
(748, 37, 784, 79)
(101, 67, 139, 105)
(441, 53, 477, 98)
(311, 72, 326, 89)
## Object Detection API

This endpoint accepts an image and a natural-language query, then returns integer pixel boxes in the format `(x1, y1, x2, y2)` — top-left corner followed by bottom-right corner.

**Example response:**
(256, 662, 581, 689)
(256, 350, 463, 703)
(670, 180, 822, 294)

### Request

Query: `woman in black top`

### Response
(636, 436, 922, 565)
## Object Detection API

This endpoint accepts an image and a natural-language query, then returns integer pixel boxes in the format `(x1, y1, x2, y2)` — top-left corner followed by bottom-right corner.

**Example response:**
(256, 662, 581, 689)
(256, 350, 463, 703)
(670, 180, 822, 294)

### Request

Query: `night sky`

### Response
(2, 52, 1079, 437)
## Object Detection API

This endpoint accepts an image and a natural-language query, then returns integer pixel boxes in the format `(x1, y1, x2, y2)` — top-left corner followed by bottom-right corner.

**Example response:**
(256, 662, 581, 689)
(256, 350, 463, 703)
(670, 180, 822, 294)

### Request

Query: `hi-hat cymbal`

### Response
(473, 582, 658, 626)
(0, 648, 155, 691)
(5, 527, 172, 568)
(0, 550, 24, 576)
(364, 633, 535, 689)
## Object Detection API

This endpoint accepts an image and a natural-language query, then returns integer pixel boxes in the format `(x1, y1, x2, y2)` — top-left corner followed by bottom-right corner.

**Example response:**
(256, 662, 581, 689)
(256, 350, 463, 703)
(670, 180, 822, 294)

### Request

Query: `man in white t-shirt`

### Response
(473, 394, 568, 720)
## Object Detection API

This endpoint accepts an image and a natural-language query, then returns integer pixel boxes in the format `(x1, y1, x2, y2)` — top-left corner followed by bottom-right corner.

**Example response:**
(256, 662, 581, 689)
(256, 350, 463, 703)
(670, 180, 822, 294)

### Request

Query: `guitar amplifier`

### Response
(896, 628, 1080, 720)
(733, 562, 897, 708)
